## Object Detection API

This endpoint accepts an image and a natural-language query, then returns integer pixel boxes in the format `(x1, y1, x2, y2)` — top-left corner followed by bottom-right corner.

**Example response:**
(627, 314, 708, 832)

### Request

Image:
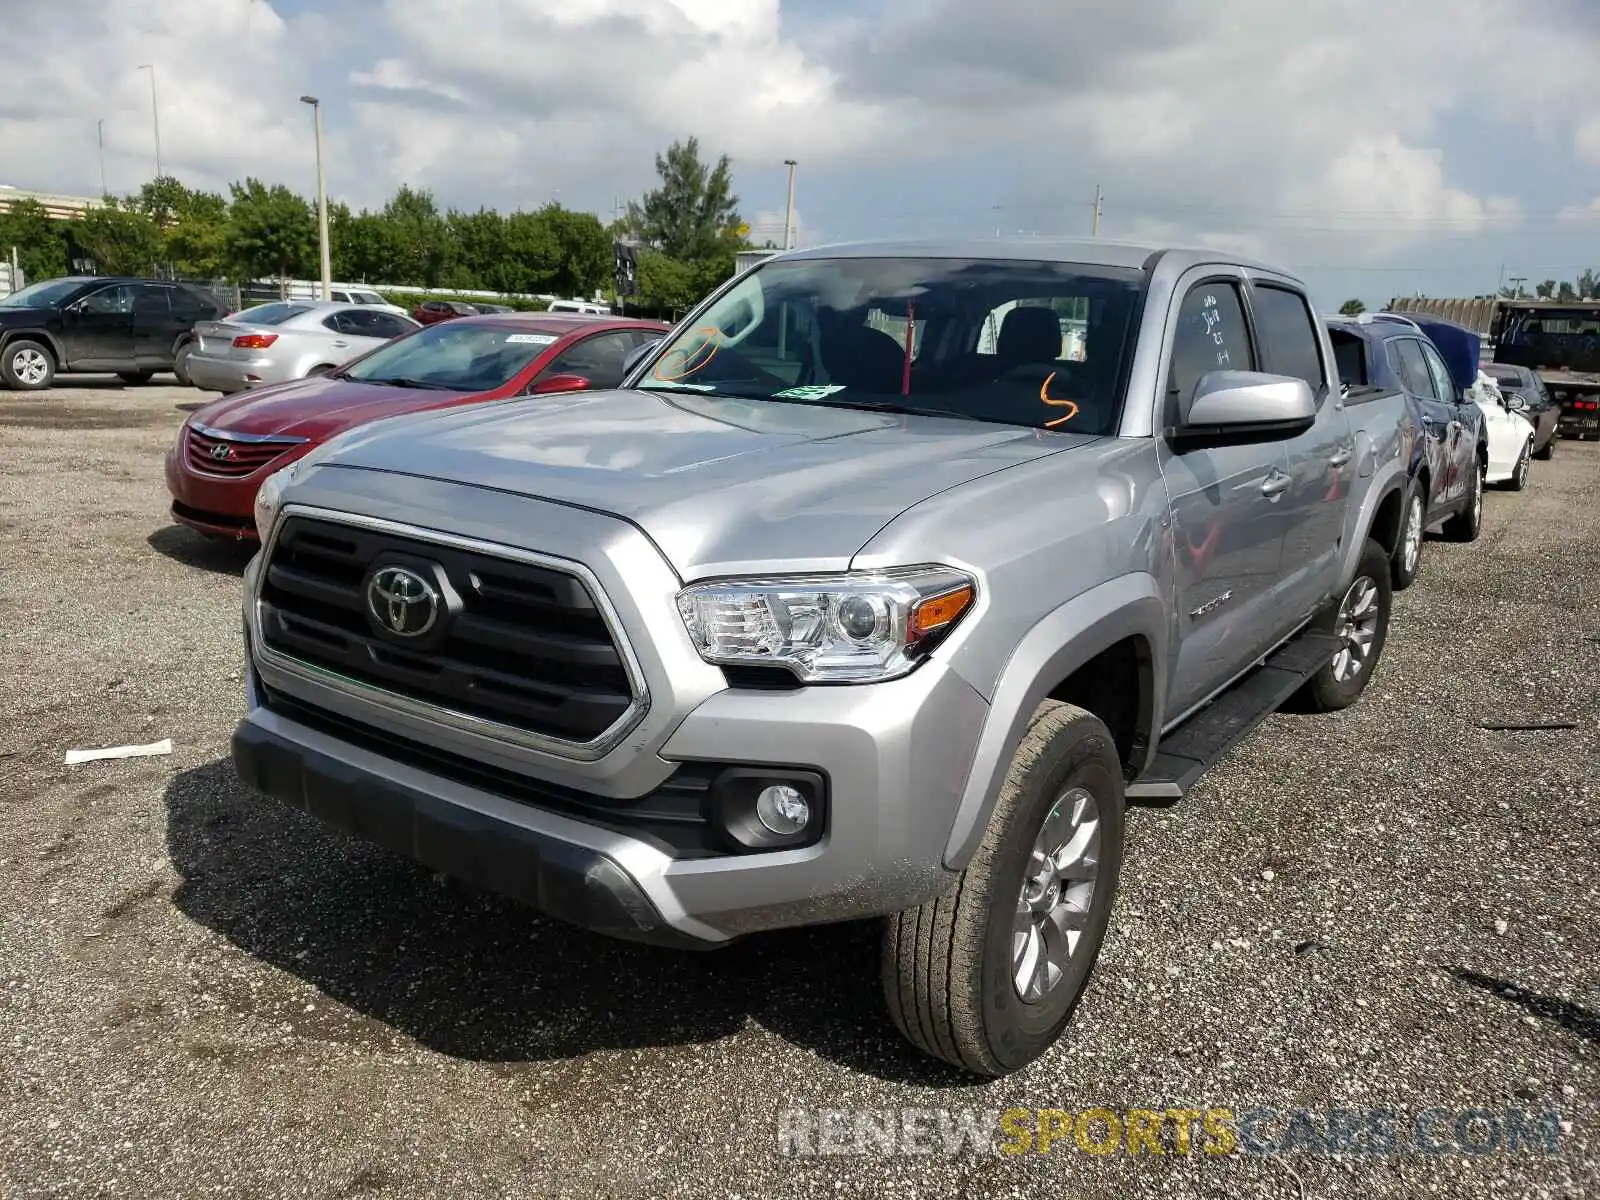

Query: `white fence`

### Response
(252, 277, 603, 306)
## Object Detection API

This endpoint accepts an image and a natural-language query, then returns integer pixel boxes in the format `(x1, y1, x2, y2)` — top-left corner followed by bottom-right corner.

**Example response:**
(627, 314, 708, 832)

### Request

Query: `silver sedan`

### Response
(183, 301, 421, 394)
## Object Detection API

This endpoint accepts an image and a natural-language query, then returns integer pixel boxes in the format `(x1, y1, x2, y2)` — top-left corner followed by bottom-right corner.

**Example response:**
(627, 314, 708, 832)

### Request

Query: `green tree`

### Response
(1577, 268, 1600, 300)
(1338, 298, 1366, 316)
(0, 198, 69, 282)
(226, 178, 317, 290)
(536, 204, 610, 297)
(626, 137, 746, 264)
(1557, 280, 1577, 302)
(448, 207, 509, 291)
(633, 250, 700, 313)
(382, 186, 452, 287)
(1535, 279, 1557, 299)
(73, 198, 161, 276)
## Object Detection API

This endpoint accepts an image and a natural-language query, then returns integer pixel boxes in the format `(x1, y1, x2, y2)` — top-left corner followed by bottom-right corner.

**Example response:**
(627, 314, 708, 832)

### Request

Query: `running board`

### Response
(1125, 629, 1342, 805)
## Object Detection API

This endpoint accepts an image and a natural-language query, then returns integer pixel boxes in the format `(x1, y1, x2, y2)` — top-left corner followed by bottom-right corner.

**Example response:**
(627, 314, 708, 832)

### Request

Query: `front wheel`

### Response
(2, 339, 56, 390)
(883, 700, 1125, 1076)
(1534, 430, 1556, 461)
(1295, 538, 1393, 713)
(1504, 441, 1531, 492)
(172, 343, 195, 387)
(1390, 488, 1424, 591)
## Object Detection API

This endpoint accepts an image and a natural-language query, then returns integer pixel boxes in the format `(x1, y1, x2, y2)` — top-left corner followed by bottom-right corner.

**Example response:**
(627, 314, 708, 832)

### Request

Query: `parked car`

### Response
(0, 275, 224, 390)
(472, 302, 517, 314)
(233, 239, 1416, 1076)
(545, 298, 611, 314)
(1395, 310, 1534, 494)
(1325, 312, 1486, 589)
(165, 313, 668, 540)
(412, 299, 479, 325)
(182, 301, 421, 395)
(326, 287, 409, 317)
(1490, 299, 1600, 440)
(1485, 362, 1559, 459)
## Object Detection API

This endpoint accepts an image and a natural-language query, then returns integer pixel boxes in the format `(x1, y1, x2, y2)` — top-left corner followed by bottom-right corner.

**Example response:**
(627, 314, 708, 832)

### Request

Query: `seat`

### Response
(821, 321, 908, 394)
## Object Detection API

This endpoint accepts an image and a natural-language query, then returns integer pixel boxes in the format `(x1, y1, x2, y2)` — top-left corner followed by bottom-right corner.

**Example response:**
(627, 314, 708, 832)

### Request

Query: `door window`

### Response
(539, 331, 636, 389)
(133, 284, 172, 316)
(1389, 338, 1440, 401)
(79, 285, 134, 315)
(1251, 284, 1325, 395)
(1166, 281, 1256, 423)
(1418, 341, 1459, 404)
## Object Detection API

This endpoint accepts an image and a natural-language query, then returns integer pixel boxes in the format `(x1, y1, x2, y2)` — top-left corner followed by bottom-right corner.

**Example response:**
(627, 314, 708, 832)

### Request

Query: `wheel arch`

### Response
(0, 327, 65, 365)
(942, 573, 1167, 871)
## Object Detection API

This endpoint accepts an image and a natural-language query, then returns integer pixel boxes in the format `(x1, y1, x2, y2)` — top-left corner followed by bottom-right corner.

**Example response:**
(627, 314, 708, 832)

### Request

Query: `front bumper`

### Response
(234, 488, 991, 943)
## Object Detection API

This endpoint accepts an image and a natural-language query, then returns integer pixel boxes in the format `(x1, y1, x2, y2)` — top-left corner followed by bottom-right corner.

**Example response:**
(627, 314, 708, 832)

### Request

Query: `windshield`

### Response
(1496, 307, 1600, 373)
(0, 278, 88, 309)
(632, 256, 1144, 434)
(339, 321, 553, 390)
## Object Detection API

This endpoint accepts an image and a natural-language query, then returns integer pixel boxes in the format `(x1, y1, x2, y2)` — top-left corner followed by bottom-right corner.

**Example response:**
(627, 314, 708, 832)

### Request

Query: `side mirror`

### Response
(528, 373, 592, 395)
(1504, 391, 1529, 412)
(622, 338, 663, 380)
(1170, 370, 1317, 445)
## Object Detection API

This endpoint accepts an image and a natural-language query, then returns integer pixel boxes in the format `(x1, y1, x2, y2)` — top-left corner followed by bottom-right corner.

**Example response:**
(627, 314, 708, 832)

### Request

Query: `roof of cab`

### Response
(771, 236, 1296, 281)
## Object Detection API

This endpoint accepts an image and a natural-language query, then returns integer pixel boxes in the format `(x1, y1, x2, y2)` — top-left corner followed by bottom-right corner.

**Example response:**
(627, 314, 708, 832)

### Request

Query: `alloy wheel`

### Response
(1013, 787, 1102, 1004)
(1403, 496, 1422, 573)
(1331, 575, 1381, 683)
(11, 348, 47, 386)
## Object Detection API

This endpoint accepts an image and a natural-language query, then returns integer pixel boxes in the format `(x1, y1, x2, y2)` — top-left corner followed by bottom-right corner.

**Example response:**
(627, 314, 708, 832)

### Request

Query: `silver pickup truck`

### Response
(233, 239, 1414, 1076)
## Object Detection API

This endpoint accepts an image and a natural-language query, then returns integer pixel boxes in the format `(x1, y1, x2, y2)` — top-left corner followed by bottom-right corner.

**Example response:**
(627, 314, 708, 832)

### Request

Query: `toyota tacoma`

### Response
(232, 239, 1413, 1076)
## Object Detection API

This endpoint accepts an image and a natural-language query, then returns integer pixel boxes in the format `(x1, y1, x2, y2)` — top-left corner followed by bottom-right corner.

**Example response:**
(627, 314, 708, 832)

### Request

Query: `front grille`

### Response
(186, 426, 298, 477)
(258, 515, 636, 745)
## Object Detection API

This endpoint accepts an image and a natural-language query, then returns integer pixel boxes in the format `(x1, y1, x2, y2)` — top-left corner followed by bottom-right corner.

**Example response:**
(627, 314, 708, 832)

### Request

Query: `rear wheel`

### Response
(2, 339, 56, 390)
(1296, 538, 1392, 713)
(883, 701, 1124, 1076)
(1390, 488, 1424, 591)
(1441, 456, 1483, 543)
(1504, 441, 1531, 491)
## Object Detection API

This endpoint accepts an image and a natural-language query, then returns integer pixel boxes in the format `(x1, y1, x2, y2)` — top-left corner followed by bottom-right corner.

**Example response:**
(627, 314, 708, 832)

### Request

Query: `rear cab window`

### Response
(1251, 283, 1325, 396)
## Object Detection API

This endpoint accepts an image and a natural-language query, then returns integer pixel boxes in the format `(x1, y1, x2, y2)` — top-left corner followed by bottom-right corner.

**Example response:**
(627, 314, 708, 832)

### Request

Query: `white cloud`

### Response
(1559, 198, 1600, 224)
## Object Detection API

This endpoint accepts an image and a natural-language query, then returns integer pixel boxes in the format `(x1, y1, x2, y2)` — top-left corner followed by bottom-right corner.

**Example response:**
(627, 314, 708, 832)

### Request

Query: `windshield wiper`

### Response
(766, 395, 987, 423)
(360, 376, 453, 390)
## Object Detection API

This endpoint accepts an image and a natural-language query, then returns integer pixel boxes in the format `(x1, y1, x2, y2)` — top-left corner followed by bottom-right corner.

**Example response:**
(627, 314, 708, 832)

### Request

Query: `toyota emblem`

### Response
(366, 566, 440, 638)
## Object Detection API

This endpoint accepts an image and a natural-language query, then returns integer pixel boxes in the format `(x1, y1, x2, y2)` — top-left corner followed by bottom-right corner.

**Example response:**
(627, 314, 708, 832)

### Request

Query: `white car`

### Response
(1468, 370, 1535, 490)
(327, 287, 411, 318)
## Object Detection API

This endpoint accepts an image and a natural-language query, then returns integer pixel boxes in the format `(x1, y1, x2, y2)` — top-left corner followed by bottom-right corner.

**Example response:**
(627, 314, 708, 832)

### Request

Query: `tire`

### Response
(1503, 441, 1532, 491)
(883, 700, 1125, 1077)
(2, 339, 56, 390)
(1533, 429, 1555, 460)
(1390, 487, 1424, 591)
(1295, 537, 1393, 713)
(172, 343, 195, 387)
(1441, 455, 1483, 543)
(117, 370, 155, 386)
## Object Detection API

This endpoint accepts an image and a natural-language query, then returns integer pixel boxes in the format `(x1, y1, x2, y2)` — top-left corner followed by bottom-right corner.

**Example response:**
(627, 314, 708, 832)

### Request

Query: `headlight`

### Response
(252, 462, 299, 541)
(676, 566, 976, 683)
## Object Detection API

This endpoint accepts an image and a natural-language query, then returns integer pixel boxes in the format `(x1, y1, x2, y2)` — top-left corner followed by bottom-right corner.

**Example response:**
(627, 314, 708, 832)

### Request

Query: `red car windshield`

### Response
(339, 323, 559, 391)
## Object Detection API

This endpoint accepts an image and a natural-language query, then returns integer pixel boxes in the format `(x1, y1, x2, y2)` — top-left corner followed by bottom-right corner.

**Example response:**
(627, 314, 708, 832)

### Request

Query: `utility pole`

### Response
(300, 95, 332, 300)
(96, 119, 108, 198)
(1090, 185, 1103, 238)
(137, 64, 162, 179)
(1509, 275, 1527, 299)
(782, 159, 798, 250)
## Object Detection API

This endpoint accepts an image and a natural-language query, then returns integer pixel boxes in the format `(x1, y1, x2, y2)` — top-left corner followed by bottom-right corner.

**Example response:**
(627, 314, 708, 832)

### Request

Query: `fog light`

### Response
(755, 784, 810, 835)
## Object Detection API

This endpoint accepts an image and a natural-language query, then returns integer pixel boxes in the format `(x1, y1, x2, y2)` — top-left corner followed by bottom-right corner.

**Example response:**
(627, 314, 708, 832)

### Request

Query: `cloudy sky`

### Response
(3, 0, 1599, 308)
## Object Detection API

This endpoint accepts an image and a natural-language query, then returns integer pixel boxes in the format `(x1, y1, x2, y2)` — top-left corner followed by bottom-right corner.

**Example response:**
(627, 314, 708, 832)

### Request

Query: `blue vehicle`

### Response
(1325, 312, 1487, 589)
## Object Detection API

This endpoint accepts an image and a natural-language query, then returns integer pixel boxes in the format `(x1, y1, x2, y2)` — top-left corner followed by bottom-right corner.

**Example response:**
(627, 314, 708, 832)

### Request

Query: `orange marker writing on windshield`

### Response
(1040, 372, 1079, 427)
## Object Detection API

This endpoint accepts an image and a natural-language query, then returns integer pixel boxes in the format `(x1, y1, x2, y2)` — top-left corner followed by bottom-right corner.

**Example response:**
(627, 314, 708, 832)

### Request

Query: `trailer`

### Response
(1489, 299, 1600, 441)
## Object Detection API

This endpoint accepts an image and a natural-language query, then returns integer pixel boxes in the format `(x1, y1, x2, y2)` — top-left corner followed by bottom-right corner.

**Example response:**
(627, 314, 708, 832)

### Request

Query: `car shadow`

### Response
(45, 374, 180, 390)
(146, 525, 256, 577)
(163, 759, 980, 1087)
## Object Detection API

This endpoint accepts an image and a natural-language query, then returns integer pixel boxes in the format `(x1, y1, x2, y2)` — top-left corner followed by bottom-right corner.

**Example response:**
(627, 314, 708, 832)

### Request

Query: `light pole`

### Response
(300, 95, 332, 301)
(97, 119, 108, 197)
(782, 159, 797, 250)
(136, 64, 162, 179)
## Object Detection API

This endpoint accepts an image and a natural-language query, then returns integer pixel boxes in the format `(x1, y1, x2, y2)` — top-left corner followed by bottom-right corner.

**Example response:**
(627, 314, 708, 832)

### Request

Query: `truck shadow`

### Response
(163, 759, 978, 1087)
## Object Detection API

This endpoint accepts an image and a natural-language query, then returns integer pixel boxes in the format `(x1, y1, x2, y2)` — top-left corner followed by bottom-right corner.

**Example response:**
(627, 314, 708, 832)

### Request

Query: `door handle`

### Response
(1259, 470, 1291, 499)
(1329, 447, 1352, 468)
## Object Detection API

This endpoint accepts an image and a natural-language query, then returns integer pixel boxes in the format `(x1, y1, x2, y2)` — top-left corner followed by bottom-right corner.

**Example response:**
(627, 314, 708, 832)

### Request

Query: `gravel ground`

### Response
(0, 380, 1596, 1199)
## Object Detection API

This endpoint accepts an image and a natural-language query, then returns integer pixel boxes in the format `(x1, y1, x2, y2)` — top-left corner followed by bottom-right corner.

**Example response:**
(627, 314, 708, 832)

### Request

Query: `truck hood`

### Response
(191, 375, 489, 441)
(315, 388, 1094, 577)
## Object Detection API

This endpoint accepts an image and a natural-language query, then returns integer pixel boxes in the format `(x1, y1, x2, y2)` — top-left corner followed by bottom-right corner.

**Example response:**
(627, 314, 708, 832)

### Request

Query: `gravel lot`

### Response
(1, 379, 1596, 1199)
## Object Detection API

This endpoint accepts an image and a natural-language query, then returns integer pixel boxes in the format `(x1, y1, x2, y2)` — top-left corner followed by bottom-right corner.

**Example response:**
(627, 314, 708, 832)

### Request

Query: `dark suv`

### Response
(0, 276, 225, 390)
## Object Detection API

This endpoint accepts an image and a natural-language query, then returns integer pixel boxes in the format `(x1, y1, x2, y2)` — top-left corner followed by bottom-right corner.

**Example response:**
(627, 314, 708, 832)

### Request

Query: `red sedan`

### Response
(165, 312, 669, 540)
